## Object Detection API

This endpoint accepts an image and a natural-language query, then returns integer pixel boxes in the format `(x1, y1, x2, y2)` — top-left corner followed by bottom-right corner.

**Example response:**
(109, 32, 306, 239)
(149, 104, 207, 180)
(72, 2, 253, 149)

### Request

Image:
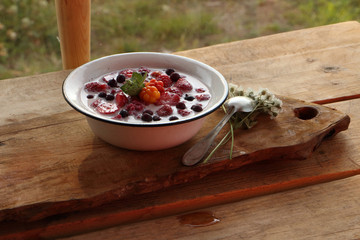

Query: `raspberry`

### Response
(150, 71, 162, 78)
(157, 92, 180, 106)
(119, 69, 133, 78)
(139, 86, 161, 104)
(167, 87, 183, 96)
(195, 94, 210, 101)
(85, 82, 108, 92)
(156, 74, 172, 87)
(91, 99, 101, 108)
(146, 79, 165, 93)
(96, 102, 119, 114)
(126, 99, 144, 114)
(156, 104, 173, 116)
(196, 88, 206, 93)
(115, 92, 128, 107)
(138, 67, 151, 75)
(178, 109, 191, 117)
(174, 78, 193, 92)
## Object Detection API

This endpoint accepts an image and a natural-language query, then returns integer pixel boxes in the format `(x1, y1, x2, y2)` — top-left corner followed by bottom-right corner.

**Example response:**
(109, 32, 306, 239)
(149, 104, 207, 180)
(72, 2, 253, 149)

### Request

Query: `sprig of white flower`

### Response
(203, 83, 282, 163)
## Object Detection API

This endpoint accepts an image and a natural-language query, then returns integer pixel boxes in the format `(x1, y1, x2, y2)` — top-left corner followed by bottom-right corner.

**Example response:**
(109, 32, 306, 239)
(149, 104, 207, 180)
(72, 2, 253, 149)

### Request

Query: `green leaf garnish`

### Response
(120, 72, 146, 96)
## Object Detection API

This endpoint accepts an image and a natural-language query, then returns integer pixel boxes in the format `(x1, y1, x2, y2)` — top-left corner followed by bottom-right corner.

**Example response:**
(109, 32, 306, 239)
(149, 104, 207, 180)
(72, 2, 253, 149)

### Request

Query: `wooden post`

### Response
(55, 0, 91, 69)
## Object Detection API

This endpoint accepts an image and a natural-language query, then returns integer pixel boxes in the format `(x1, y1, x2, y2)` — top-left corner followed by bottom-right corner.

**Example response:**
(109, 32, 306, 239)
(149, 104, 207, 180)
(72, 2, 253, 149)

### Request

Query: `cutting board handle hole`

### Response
(294, 106, 318, 120)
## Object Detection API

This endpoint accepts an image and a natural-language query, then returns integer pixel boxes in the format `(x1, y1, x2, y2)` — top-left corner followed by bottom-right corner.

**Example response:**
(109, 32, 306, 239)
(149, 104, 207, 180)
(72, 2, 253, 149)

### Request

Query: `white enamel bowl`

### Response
(62, 52, 228, 151)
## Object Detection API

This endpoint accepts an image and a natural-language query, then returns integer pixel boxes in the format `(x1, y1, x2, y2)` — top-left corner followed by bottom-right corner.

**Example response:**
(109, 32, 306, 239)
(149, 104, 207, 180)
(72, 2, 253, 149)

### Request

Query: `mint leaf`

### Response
(120, 72, 146, 96)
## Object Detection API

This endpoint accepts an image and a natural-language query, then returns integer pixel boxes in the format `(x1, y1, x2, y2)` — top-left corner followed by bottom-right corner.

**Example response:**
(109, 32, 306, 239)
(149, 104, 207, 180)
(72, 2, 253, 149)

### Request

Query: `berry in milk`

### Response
(82, 67, 211, 123)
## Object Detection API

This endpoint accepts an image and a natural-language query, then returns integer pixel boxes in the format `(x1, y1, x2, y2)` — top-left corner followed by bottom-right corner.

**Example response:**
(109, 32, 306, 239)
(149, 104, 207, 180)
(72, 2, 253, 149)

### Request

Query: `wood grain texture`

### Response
(62, 175, 360, 240)
(0, 22, 360, 239)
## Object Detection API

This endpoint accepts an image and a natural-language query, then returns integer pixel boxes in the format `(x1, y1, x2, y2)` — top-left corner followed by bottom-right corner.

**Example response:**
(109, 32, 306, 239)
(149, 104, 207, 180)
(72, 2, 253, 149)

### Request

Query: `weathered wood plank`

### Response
(62, 175, 360, 240)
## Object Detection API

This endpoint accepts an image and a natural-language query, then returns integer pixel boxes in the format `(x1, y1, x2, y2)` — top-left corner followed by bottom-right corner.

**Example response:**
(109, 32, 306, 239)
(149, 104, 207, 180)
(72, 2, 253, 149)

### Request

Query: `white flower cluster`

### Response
(228, 83, 283, 129)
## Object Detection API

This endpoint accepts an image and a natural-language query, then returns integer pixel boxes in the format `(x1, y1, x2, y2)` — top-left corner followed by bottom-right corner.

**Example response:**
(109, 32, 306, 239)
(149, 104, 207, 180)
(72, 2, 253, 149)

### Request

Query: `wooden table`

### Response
(1, 21, 360, 239)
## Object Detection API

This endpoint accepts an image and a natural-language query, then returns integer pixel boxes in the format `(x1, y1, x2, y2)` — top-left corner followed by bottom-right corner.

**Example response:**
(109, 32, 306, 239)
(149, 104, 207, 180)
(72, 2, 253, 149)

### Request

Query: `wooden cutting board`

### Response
(0, 95, 349, 223)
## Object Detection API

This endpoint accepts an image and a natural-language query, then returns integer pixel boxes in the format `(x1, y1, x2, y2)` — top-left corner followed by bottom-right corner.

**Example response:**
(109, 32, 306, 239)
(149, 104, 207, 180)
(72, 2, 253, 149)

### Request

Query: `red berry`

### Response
(150, 71, 162, 78)
(115, 92, 128, 107)
(178, 109, 191, 117)
(156, 104, 173, 116)
(174, 78, 193, 92)
(196, 88, 206, 93)
(157, 92, 180, 106)
(119, 69, 133, 78)
(85, 82, 108, 92)
(91, 99, 101, 108)
(167, 87, 183, 96)
(156, 74, 172, 87)
(96, 102, 119, 114)
(195, 94, 210, 101)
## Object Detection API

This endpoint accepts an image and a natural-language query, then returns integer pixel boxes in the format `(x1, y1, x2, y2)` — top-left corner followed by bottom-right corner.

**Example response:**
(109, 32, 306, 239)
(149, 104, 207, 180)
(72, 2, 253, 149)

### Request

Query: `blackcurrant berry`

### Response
(107, 79, 117, 87)
(165, 68, 175, 75)
(98, 92, 107, 98)
(191, 104, 203, 112)
(105, 94, 115, 101)
(184, 94, 195, 101)
(120, 109, 129, 118)
(153, 116, 161, 121)
(169, 116, 179, 121)
(141, 113, 153, 122)
(116, 74, 126, 83)
(176, 102, 186, 109)
(170, 72, 181, 82)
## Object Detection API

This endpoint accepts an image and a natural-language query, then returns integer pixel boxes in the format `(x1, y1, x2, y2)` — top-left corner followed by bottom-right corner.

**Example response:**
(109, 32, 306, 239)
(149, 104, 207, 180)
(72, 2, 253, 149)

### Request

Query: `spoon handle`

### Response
(182, 107, 236, 166)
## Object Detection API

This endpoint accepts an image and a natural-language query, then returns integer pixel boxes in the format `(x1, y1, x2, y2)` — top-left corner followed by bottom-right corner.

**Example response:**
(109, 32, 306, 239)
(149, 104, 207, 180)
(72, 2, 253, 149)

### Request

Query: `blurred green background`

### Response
(1, 0, 359, 80)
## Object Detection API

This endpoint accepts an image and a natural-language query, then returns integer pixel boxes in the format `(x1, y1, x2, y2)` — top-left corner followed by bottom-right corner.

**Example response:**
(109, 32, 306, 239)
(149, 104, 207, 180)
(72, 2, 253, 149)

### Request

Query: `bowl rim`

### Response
(62, 52, 229, 127)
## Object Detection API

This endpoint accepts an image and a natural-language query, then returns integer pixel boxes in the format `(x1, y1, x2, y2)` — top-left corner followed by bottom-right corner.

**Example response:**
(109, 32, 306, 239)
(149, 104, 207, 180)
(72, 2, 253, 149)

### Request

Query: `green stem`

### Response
(203, 101, 262, 164)
(203, 130, 231, 164)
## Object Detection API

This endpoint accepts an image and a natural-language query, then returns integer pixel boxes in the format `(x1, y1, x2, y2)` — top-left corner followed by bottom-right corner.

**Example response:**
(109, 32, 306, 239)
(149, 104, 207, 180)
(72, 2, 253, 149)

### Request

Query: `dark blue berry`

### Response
(165, 68, 175, 75)
(105, 94, 115, 101)
(87, 94, 94, 99)
(141, 113, 153, 122)
(116, 74, 126, 83)
(169, 116, 179, 121)
(143, 110, 153, 115)
(120, 109, 129, 118)
(98, 92, 107, 98)
(108, 79, 117, 87)
(153, 116, 161, 121)
(170, 72, 181, 82)
(185, 94, 195, 101)
(176, 102, 186, 109)
(191, 104, 203, 112)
